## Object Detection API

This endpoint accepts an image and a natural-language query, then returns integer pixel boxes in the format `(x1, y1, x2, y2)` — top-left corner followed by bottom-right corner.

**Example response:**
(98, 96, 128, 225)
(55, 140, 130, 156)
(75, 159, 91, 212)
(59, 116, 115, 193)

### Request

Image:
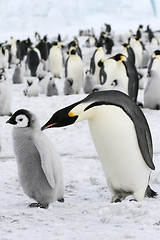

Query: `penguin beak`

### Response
(41, 102, 80, 131)
(6, 116, 16, 125)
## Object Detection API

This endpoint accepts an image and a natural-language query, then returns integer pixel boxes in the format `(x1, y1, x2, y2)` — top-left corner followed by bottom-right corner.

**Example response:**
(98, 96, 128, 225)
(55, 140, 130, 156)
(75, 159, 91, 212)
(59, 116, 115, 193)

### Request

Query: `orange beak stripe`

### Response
(43, 122, 56, 129)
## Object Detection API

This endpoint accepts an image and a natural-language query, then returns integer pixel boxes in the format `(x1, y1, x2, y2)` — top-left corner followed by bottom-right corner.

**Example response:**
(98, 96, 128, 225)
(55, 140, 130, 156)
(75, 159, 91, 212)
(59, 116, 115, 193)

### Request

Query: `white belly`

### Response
(67, 57, 83, 93)
(88, 105, 150, 193)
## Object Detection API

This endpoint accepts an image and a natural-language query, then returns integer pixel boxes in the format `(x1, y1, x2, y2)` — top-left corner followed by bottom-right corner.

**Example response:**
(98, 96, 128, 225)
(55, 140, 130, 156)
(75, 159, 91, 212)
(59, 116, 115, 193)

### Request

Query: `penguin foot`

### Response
(129, 199, 137, 202)
(114, 198, 121, 203)
(28, 203, 49, 209)
(57, 198, 64, 203)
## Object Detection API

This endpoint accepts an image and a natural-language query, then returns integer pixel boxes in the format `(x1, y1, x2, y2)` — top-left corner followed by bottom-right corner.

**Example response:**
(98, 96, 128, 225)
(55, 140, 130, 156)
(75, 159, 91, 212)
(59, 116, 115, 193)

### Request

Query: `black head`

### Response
(0, 74, 6, 82)
(41, 102, 79, 131)
(6, 109, 34, 128)
(70, 49, 77, 55)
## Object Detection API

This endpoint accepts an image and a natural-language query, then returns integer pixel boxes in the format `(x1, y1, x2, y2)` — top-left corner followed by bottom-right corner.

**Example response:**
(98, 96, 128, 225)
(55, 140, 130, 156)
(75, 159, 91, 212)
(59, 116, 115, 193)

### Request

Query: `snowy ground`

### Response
(1, 24, 160, 240)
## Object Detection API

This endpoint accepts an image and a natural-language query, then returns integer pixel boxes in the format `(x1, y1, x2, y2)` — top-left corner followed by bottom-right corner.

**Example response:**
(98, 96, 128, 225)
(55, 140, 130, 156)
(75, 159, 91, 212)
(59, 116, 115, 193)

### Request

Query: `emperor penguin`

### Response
(65, 49, 83, 94)
(63, 77, 74, 95)
(0, 73, 12, 116)
(90, 43, 106, 84)
(46, 76, 58, 96)
(122, 43, 135, 64)
(12, 63, 23, 84)
(26, 47, 41, 76)
(41, 90, 156, 202)
(23, 77, 40, 97)
(6, 109, 64, 208)
(148, 50, 160, 77)
(98, 54, 139, 102)
(48, 42, 63, 78)
(144, 70, 160, 109)
(129, 36, 144, 68)
(36, 38, 49, 71)
(0, 45, 10, 69)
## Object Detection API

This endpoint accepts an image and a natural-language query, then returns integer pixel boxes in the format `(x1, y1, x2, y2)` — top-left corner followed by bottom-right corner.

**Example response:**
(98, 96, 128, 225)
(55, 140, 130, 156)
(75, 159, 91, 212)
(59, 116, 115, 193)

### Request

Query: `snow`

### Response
(1, 1, 160, 239)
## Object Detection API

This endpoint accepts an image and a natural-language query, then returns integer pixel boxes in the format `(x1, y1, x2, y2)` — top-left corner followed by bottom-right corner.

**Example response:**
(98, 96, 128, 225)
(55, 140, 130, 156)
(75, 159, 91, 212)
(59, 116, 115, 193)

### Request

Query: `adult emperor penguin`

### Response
(98, 54, 139, 102)
(148, 50, 160, 77)
(0, 73, 12, 116)
(90, 43, 106, 84)
(122, 43, 135, 64)
(6, 109, 64, 208)
(41, 90, 156, 202)
(48, 41, 63, 78)
(144, 70, 160, 109)
(26, 47, 41, 76)
(129, 36, 144, 68)
(65, 49, 83, 94)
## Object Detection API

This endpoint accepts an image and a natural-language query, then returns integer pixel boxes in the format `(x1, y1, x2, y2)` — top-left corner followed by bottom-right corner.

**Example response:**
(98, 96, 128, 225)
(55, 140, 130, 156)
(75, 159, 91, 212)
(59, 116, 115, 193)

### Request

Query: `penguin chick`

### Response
(23, 77, 40, 97)
(0, 73, 12, 116)
(83, 70, 96, 94)
(6, 109, 64, 208)
(144, 70, 160, 109)
(41, 90, 156, 202)
(46, 76, 58, 96)
(12, 63, 23, 84)
(63, 77, 74, 95)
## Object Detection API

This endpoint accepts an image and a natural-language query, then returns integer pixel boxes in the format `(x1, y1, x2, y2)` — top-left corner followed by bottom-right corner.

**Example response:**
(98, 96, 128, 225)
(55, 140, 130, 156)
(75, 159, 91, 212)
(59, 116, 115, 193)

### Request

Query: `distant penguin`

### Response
(23, 77, 40, 97)
(0, 45, 10, 69)
(63, 77, 74, 95)
(65, 49, 83, 94)
(0, 73, 12, 116)
(36, 37, 49, 71)
(122, 43, 135, 64)
(67, 38, 82, 59)
(148, 50, 160, 77)
(144, 70, 160, 109)
(83, 70, 96, 94)
(104, 37, 114, 54)
(12, 63, 23, 84)
(129, 36, 144, 68)
(46, 76, 58, 96)
(10, 37, 19, 64)
(16, 38, 32, 63)
(90, 44, 105, 84)
(85, 36, 97, 48)
(136, 25, 143, 39)
(48, 42, 63, 78)
(26, 47, 41, 76)
(7, 109, 64, 208)
(41, 90, 156, 202)
(98, 54, 139, 102)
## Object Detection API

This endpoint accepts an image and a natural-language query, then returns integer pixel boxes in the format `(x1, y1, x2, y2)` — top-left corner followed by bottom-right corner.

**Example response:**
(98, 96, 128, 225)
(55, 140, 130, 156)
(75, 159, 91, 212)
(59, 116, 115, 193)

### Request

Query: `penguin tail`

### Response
(145, 185, 158, 198)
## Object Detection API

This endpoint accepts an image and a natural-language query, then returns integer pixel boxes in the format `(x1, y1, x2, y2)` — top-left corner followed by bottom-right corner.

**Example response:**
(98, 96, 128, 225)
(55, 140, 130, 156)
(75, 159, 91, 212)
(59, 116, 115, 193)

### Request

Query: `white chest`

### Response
(88, 105, 150, 190)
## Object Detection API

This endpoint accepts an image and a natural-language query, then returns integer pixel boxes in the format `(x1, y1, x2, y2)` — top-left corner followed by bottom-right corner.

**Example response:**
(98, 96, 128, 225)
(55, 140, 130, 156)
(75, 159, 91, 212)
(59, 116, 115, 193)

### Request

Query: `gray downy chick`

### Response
(6, 109, 64, 209)
(46, 76, 58, 96)
(63, 77, 74, 95)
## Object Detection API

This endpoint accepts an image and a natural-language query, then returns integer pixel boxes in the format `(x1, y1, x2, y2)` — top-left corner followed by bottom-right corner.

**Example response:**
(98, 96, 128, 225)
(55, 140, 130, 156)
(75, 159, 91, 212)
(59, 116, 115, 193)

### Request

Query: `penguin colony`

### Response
(1, 22, 160, 207)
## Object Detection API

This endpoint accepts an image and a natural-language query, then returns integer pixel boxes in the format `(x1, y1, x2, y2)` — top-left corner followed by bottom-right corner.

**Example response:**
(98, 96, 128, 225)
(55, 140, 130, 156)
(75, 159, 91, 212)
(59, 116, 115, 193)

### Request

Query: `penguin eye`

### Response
(19, 118, 23, 122)
(111, 79, 118, 87)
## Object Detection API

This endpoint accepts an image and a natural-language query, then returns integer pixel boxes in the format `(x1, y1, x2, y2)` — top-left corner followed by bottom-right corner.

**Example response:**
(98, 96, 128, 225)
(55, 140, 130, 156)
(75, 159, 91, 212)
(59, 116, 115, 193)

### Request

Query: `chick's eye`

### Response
(111, 79, 118, 87)
(19, 118, 23, 122)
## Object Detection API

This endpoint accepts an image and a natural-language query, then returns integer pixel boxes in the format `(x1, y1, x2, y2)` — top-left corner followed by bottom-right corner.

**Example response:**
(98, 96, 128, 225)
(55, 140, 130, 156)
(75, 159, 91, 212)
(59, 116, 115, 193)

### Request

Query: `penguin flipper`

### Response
(128, 102, 155, 170)
(33, 132, 56, 189)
